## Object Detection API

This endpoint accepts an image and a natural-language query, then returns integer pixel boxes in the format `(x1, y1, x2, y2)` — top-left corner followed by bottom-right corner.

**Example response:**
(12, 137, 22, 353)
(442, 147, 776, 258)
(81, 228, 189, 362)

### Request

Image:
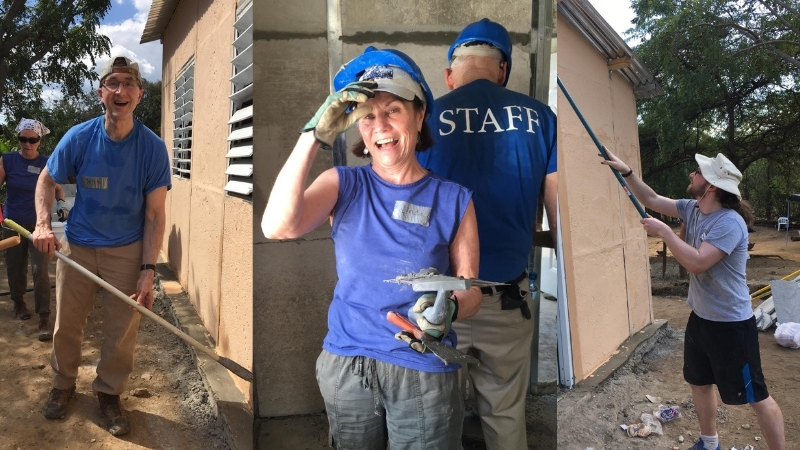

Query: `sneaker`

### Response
(38, 315, 52, 341)
(14, 301, 32, 320)
(692, 438, 722, 450)
(42, 386, 76, 419)
(98, 392, 130, 436)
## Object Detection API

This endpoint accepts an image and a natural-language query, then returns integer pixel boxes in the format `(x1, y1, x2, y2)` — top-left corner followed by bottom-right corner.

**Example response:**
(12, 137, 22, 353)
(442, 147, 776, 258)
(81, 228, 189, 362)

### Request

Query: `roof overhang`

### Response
(140, 0, 182, 44)
(558, 0, 663, 99)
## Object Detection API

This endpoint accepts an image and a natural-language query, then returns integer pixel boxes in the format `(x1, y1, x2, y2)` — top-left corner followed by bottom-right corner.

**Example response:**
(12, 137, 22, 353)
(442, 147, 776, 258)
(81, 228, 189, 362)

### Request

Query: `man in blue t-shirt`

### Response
(417, 18, 557, 449)
(32, 56, 171, 437)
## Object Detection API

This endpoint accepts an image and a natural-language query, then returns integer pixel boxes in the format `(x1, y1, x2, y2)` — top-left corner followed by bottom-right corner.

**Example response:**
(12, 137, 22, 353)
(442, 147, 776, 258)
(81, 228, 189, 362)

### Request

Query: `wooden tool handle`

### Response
(0, 235, 21, 251)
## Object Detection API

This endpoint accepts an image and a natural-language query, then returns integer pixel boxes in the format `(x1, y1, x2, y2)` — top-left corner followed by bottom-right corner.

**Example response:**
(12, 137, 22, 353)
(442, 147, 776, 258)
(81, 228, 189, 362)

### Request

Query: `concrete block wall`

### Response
(160, 0, 253, 401)
(254, 0, 535, 418)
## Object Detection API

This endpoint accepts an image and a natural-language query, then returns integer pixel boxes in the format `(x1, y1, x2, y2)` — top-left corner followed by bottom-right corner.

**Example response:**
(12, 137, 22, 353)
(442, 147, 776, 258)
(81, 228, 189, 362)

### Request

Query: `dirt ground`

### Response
(0, 258, 228, 450)
(557, 224, 800, 450)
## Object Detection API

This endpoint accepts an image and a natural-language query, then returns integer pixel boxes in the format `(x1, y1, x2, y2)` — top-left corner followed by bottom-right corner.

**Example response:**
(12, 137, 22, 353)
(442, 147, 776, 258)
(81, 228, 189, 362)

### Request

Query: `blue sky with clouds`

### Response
(95, 0, 162, 82)
(100, 0, 631, 83)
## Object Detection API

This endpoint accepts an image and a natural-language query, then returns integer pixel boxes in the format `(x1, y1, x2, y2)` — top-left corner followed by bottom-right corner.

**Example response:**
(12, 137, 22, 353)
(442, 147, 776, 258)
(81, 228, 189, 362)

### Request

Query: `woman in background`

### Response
(2, 118, 67, 341)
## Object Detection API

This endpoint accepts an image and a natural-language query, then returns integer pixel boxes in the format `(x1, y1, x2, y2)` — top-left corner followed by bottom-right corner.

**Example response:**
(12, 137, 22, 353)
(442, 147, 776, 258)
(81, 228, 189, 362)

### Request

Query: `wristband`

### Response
(621, 168, 633, 178)
(450, 295, 459, 322)
(56, 199, 66, 208)
(141, 264, 156, 272)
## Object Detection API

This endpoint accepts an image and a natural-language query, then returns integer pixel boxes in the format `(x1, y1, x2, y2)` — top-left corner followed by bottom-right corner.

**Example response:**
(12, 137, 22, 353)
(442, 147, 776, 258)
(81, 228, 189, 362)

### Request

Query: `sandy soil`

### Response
(557, 225, 800, 450)
(0, 259, 228, 450)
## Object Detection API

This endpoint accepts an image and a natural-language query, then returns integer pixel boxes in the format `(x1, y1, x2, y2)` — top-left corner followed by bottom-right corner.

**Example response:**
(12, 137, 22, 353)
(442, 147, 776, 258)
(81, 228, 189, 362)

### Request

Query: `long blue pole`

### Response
(557, 76, 648, 219)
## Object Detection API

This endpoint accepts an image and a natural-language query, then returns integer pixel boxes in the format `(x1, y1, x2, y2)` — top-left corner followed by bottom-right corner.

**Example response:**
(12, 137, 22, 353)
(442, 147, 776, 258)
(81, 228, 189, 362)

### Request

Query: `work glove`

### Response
(410, 293, 457, 339)
(302, 80, 377, 149)
(56, 200, 69, 222)
(395, 331, 428, 353)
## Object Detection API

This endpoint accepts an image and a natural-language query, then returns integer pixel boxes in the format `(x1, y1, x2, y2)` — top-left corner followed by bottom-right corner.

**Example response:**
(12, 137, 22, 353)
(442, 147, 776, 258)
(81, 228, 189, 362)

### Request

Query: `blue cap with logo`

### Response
(333, 46, 434, 120)
(448, 18, 512, 86)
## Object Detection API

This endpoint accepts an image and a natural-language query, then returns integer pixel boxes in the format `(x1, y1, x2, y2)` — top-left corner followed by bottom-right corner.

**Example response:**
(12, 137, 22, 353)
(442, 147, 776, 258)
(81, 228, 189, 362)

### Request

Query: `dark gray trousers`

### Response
(3, 223, 51, 316)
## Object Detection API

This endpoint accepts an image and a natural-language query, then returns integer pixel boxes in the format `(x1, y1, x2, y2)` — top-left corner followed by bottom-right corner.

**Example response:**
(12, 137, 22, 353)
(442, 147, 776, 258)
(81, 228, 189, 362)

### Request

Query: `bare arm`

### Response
(32, 167, 59, 257)
(642, 217, 725, 274)
(0, 156, 7, 187)
(543, 171, 557, 244)
(54, 183, 65, 201)
(449, 200, 482, 320)
(601, 148, 679, 219)
(131, 186, 168, 310)
(261, 132, 340, 239)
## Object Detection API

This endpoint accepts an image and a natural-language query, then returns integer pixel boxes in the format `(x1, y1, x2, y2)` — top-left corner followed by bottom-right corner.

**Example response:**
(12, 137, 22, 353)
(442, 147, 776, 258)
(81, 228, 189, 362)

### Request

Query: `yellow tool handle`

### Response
(750, 268, 800, 301)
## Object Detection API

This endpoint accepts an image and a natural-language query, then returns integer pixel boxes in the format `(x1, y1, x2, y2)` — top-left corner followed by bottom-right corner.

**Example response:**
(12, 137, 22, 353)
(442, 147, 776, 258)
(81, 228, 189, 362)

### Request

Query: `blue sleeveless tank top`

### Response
(3, 151, 48, 223)
(322, 164, 472, 373)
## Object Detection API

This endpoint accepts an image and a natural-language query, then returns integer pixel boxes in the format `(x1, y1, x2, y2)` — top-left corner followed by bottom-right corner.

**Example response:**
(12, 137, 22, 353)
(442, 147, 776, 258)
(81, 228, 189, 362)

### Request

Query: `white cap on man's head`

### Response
(99, 56, 143, 85)
(695, 153, 742, 199)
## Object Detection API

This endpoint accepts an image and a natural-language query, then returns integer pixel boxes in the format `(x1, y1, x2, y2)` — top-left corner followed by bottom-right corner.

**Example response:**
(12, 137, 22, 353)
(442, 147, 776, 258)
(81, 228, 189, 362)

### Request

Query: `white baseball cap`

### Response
(695, 153, 742, 199)
(358, 65, 426, 108)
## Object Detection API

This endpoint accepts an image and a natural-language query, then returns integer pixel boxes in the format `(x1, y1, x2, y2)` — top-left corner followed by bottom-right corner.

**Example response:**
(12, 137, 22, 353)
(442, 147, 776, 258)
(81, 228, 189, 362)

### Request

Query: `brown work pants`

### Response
(453, 276, 534, 450)
(50, 239, 142, 395)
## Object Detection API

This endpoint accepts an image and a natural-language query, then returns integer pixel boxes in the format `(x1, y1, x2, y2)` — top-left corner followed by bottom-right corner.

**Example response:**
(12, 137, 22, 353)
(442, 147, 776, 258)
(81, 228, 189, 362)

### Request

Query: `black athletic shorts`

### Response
(683, 311, 769, 405)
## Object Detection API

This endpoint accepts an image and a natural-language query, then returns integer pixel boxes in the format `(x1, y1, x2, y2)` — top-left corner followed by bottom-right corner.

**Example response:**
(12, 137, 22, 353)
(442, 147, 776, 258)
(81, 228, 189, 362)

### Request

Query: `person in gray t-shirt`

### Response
(602, 150, 785, 450)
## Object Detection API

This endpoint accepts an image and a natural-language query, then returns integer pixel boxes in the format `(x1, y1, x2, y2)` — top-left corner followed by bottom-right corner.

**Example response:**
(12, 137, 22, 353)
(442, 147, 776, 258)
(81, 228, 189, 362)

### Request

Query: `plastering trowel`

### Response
(386, 268, 506, 365)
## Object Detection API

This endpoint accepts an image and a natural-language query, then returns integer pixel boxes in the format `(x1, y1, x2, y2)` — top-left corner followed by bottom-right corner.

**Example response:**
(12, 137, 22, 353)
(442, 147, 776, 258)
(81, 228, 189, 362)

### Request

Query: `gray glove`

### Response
(56, 200, 69, 222)
(302, 80, 377, 148)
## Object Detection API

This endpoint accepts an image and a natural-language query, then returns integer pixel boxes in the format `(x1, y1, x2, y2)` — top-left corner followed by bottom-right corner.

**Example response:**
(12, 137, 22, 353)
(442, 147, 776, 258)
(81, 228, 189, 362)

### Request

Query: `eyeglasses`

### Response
(102, 80, 140, 91)
(18, 136, 40, 144)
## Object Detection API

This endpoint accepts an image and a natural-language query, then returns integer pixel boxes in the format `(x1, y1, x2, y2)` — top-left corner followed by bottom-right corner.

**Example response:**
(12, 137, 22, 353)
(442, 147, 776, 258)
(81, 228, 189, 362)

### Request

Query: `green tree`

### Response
(0, 0, 112, 115)
(3, 87, 102, 156)
(5, 79, 162, 156)
(136, 79, 162, 136)
(631, 0, 800, 217)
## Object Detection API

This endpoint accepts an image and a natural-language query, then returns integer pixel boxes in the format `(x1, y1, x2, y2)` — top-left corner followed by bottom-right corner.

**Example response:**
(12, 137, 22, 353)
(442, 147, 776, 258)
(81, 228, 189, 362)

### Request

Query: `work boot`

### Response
(42, 386, 76, 419)
(13, 301, 32, 320)
(38, 314, 52, 341)
(98, 392, 130, 436)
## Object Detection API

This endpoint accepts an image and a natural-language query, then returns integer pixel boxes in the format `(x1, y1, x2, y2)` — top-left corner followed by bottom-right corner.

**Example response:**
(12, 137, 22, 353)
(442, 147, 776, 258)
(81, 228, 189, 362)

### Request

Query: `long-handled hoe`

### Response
(4, 218, 253, 382)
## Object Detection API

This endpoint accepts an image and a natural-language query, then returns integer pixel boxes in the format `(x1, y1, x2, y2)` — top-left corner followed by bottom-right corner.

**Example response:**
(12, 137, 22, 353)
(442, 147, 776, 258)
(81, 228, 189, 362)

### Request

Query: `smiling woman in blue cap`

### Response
(262, 47, 482, 448)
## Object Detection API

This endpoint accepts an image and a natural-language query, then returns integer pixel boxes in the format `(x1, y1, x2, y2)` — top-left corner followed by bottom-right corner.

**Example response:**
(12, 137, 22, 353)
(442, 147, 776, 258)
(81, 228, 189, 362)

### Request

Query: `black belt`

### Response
(480, 271, 527, 295)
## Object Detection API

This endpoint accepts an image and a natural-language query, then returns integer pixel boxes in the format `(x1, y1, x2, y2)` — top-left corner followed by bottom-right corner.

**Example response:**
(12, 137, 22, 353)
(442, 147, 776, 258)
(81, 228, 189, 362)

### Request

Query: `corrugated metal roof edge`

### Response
(558, 0, 664, 99)
(140, 0, 182, 44)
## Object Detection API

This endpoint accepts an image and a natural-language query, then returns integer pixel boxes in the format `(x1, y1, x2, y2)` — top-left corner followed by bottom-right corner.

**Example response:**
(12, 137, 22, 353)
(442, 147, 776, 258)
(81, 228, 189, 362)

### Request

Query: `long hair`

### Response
(718, 190, 754, 226)
(350, 96, 434, 158)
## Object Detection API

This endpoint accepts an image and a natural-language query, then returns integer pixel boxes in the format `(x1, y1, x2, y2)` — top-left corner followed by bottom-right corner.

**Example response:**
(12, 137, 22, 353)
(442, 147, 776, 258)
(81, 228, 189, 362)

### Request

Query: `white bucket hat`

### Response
(695, 153, 742, 199)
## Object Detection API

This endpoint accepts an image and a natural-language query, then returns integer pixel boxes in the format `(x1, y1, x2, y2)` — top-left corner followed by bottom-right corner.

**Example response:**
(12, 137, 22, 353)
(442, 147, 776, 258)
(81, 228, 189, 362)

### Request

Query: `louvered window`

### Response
(172, 59, 194, 179)
(224, 0, 253, 199)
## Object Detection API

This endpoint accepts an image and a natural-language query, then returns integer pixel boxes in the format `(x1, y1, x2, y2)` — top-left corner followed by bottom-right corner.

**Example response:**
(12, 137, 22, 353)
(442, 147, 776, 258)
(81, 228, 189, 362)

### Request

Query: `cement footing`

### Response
(155, 263, 253, 450)
(572, 318, 669, 391)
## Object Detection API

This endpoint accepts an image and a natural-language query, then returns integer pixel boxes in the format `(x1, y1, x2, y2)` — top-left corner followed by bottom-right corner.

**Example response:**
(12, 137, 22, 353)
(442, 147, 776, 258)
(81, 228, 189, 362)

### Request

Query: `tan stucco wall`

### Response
(254, 0, 536, 418)
(161, 0, 253, 400)
(557, 15, 653, 382)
